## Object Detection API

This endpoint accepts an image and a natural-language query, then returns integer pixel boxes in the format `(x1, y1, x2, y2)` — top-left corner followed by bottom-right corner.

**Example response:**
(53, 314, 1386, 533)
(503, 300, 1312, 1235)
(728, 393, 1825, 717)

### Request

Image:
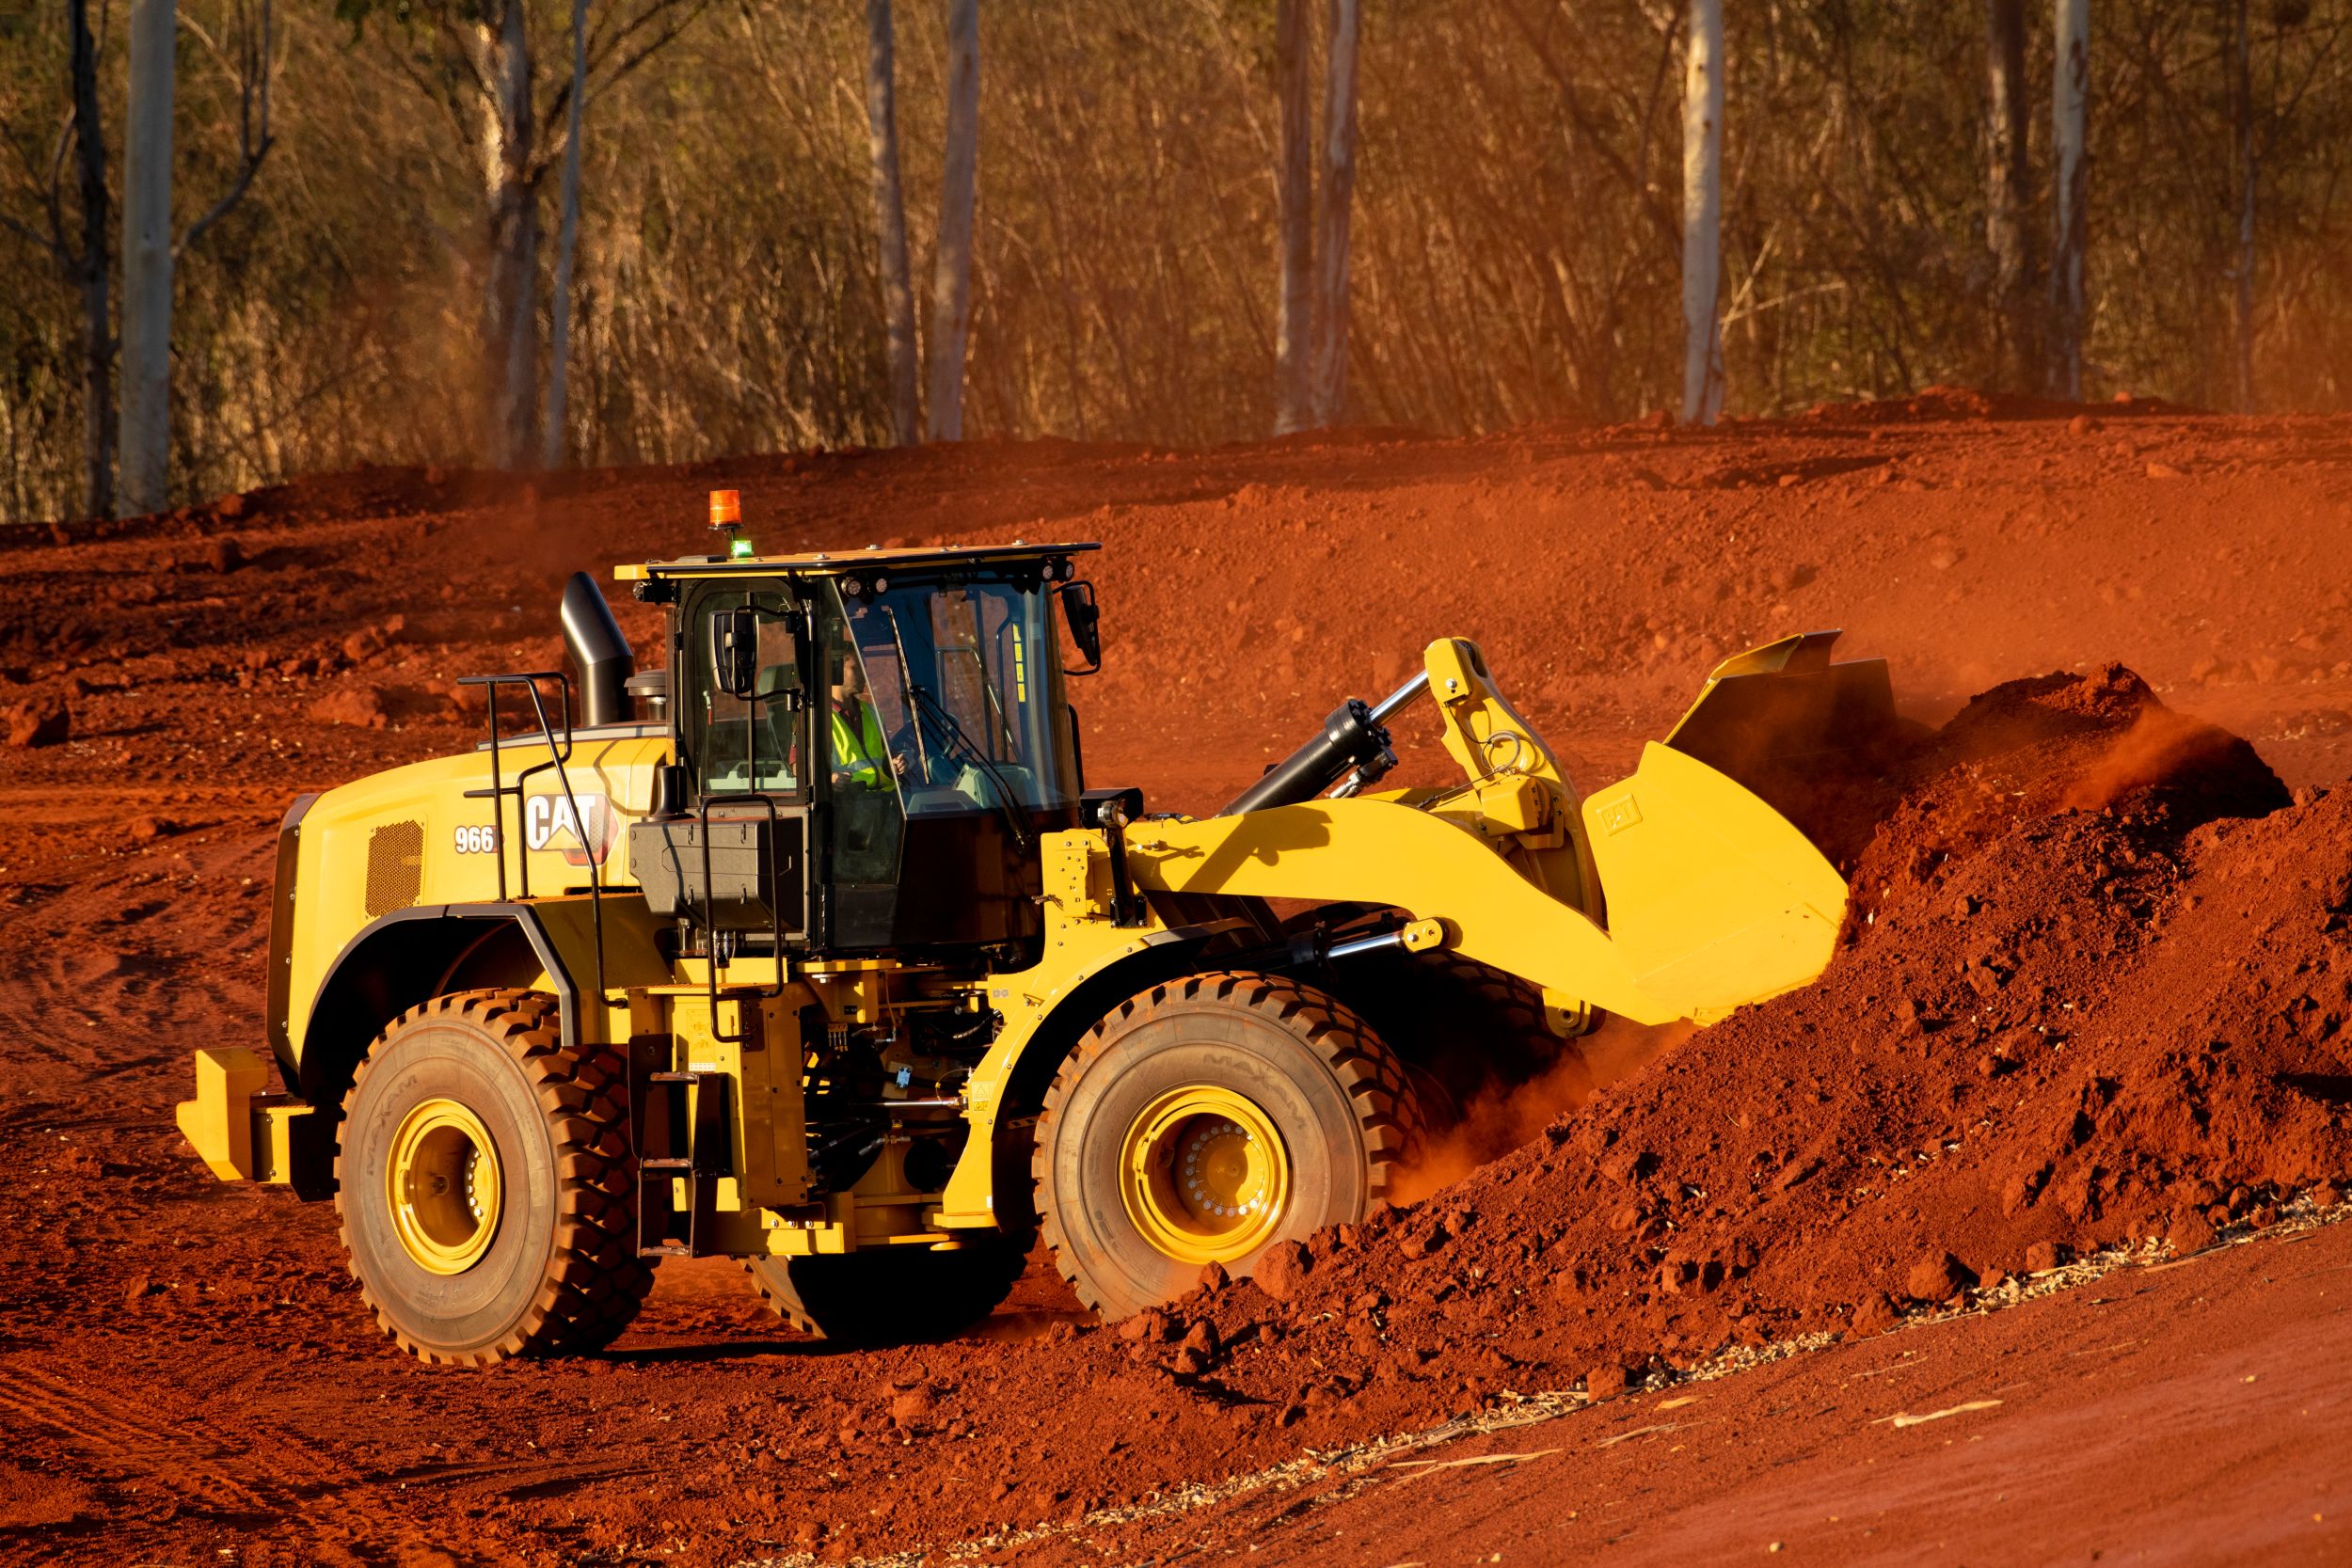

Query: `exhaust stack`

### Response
(560, 572, 633, 727)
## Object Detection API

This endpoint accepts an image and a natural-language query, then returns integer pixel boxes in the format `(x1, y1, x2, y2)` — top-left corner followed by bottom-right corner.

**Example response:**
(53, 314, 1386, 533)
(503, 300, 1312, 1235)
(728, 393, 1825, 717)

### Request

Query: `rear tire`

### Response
(743, 1239, 1031, 1344)
(1032, 970, 1423, 1321)
(335, 989, 653, 1366)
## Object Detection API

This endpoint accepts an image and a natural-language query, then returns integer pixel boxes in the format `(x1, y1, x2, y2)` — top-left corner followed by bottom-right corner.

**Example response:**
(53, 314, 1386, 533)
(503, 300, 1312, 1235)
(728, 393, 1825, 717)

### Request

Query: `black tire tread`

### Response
(1030, 968, 1424, 1316)
(334, 988, 656, 1367)
(1329, 941, 1591, 1108)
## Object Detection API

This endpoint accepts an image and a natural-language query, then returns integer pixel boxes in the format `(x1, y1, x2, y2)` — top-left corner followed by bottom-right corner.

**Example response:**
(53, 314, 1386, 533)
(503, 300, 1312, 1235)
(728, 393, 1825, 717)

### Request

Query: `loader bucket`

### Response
(1579, 632, 1895, 1022)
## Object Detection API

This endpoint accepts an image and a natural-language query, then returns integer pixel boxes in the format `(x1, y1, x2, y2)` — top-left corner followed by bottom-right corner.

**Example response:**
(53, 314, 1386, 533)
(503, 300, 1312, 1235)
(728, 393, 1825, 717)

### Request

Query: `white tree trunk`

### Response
(1309, 0, 1359, 429)
(1680, 0, 1724, 425)
(119, 0, 176, 516)
(1984, 0, 2033, 390)
(925, 0, 980, 443)
(2231, 0, 2255, 413)
(1272, 0, 1312, 435)
(2050, 0, 2089, 400)
(477, 1, 538, 468)
(866, 0, 918, 446)
(542, 0, 589, 470)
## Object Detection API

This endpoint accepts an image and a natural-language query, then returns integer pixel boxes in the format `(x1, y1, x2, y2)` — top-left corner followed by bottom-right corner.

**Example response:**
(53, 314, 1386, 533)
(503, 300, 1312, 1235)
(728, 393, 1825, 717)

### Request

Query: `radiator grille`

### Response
(364, 820, 425, 918)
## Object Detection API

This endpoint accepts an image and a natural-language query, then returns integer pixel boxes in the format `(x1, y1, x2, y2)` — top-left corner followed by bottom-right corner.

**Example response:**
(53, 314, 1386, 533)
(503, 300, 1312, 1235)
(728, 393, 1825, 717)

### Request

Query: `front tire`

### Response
(1033, 971, 1423, 1321)
(335, 989, 653, 1365)
(1333, 944, 1596, 1113)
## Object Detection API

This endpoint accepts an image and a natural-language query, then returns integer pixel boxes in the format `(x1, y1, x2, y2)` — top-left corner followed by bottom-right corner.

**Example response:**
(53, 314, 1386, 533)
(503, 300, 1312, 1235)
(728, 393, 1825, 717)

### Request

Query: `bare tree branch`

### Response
(535, 0, 710, 182)
(178, 0, 277, 258)
(0, 210, 72, 272)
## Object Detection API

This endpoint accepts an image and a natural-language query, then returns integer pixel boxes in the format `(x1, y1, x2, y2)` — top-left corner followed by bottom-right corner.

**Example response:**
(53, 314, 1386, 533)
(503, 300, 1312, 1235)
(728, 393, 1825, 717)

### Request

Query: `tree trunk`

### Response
(543, 0, 589, 470)
(68, 0, 114, 520)
(1310, 0, 1359, 429)
(2230, 0, 2256, 413)
(479, 1, 539, 468)
(1272, 0, 1312, 435)
(1680, 0, 1724, 425)
(925, 0, 979, 443)
(865, 0, 918, 446)
(119, 0, 175, 516)
(1983, 0, 2034, 392)
(2050, 0, 2089, 400)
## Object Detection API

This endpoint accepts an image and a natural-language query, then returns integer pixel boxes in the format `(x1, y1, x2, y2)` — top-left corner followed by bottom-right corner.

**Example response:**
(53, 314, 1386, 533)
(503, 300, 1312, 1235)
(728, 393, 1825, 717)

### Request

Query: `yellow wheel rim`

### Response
(1119, 1086, 1290, 1266)
(386, 1098, 502, 1275)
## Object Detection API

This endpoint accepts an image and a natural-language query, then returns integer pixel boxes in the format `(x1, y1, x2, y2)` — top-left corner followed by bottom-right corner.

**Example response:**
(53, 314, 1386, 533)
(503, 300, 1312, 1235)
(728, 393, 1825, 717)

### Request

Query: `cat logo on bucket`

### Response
(525, 791, 616, 867)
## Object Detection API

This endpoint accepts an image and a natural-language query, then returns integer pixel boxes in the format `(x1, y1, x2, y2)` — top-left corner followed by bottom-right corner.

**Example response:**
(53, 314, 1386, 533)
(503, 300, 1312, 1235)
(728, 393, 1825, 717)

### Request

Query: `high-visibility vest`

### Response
(831, 701, 890, 787)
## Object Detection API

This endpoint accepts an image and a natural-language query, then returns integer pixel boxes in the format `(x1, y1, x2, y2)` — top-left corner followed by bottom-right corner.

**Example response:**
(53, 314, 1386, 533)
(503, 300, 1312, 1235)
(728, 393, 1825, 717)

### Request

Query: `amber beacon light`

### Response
(707, 489, 752, 558)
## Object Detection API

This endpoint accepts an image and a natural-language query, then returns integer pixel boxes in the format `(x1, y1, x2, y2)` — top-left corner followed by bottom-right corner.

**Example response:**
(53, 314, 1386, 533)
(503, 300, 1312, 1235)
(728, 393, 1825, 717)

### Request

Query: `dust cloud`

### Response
(1391, 1015, 1694, 1206)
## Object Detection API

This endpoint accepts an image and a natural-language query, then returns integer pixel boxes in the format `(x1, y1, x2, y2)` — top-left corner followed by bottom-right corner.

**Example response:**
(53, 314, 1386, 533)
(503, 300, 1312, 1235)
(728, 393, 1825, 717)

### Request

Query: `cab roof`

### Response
(615, 541, 1099, 581)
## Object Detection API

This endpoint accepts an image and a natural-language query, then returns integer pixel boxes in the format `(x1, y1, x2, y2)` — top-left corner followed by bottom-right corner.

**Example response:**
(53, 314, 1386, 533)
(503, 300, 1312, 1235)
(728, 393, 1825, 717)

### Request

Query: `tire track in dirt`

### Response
(0, 827, 272, 1088)
(0, 1362, 279, 1513)
(0, 1356, 575, 1550)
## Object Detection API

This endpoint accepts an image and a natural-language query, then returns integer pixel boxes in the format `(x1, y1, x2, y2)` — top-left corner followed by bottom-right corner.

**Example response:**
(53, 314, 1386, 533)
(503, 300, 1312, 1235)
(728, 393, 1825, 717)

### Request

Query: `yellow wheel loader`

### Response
(177, 501, 1893, 1362)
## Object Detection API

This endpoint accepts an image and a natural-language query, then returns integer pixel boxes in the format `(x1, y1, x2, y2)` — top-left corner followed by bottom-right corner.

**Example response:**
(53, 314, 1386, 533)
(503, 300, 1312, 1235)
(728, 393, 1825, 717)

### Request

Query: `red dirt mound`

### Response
(1081, 669, 2348, 1419)
(1840, 662, 2289, 923)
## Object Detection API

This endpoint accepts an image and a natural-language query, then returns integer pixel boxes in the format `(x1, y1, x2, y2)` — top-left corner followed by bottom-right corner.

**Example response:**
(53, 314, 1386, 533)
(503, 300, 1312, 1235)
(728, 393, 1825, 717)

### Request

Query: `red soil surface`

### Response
(2, 404, 2350, 1563)
(1053, 1215, 2352, 1568)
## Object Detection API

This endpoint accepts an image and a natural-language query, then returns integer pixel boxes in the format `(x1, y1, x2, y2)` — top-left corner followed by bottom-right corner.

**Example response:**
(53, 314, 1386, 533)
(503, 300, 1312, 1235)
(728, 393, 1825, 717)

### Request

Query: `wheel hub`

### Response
(387, 1098, 502, 1275)
(1119, 1086, 1290, 1265)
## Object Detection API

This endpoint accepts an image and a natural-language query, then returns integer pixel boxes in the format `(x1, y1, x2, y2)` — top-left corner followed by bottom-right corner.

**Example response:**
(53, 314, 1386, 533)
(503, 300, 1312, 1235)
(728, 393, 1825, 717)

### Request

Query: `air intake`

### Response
(364, 820, 424, 917)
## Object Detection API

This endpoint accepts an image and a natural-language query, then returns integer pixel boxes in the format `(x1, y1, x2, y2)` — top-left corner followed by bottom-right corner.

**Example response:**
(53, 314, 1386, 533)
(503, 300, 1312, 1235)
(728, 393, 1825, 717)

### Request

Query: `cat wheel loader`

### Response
(177, 497, 1894, 1362)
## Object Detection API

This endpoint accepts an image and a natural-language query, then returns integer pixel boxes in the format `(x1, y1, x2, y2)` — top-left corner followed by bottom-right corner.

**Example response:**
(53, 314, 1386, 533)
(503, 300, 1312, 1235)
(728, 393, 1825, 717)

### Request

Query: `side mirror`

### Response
(711, 607, 758, 698)
(1059, 580, 1103, 674)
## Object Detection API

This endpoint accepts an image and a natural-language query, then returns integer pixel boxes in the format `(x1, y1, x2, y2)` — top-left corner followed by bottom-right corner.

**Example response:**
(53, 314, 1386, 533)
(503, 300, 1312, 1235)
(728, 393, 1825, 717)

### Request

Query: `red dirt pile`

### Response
(1081, 668, 2349, 1418)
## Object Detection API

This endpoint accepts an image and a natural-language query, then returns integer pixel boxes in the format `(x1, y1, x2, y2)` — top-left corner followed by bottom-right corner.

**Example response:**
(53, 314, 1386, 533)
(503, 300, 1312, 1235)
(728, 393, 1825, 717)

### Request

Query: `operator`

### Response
(829, 653, 903, 790)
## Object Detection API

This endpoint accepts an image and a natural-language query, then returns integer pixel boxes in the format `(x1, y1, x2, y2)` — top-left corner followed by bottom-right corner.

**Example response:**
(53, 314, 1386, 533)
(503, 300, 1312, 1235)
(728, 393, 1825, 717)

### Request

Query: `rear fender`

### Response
(179, 909, 564, 1200)
(294, 905, 579, 1106)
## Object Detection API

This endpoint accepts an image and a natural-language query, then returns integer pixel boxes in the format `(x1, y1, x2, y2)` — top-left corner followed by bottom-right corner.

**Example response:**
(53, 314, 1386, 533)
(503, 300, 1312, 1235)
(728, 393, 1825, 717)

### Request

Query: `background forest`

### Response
(4, 0, 2350, 525)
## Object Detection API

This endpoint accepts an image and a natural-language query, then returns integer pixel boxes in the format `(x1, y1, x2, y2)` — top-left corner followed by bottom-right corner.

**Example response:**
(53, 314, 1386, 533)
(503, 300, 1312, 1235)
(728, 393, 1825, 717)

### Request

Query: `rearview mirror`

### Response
(711, 607, 758, 698)
(1059, 580, 1102, 675)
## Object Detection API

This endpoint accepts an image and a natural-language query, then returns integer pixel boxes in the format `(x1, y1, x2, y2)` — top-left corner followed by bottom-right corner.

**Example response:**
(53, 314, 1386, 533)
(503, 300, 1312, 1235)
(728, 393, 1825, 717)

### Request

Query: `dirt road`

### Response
(1036, 1219, 2352, 1568)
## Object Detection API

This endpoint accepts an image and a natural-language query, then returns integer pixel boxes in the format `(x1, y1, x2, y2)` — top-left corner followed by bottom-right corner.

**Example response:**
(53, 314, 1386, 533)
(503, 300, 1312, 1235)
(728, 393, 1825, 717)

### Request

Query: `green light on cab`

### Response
(729, 536, 755, 560)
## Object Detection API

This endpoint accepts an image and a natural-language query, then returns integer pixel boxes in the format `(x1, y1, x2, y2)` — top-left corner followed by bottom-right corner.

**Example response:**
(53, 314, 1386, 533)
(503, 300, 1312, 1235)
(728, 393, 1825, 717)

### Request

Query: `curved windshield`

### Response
(831, 573, 1076, 816)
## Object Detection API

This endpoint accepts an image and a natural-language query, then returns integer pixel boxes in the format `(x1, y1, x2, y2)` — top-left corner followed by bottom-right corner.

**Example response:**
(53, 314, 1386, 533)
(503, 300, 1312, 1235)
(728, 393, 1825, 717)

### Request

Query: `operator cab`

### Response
(620, 539, 1102, 960)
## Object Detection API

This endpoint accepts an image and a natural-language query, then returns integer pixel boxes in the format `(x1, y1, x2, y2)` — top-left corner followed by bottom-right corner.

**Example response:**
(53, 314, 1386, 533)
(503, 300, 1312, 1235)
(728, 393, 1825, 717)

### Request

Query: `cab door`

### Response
(660, 581, 814, 943)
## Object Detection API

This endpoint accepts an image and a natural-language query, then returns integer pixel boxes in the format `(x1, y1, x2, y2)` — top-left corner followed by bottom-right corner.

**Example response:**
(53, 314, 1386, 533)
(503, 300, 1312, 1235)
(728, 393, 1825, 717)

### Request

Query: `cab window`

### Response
(685, 588, 804, 795)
